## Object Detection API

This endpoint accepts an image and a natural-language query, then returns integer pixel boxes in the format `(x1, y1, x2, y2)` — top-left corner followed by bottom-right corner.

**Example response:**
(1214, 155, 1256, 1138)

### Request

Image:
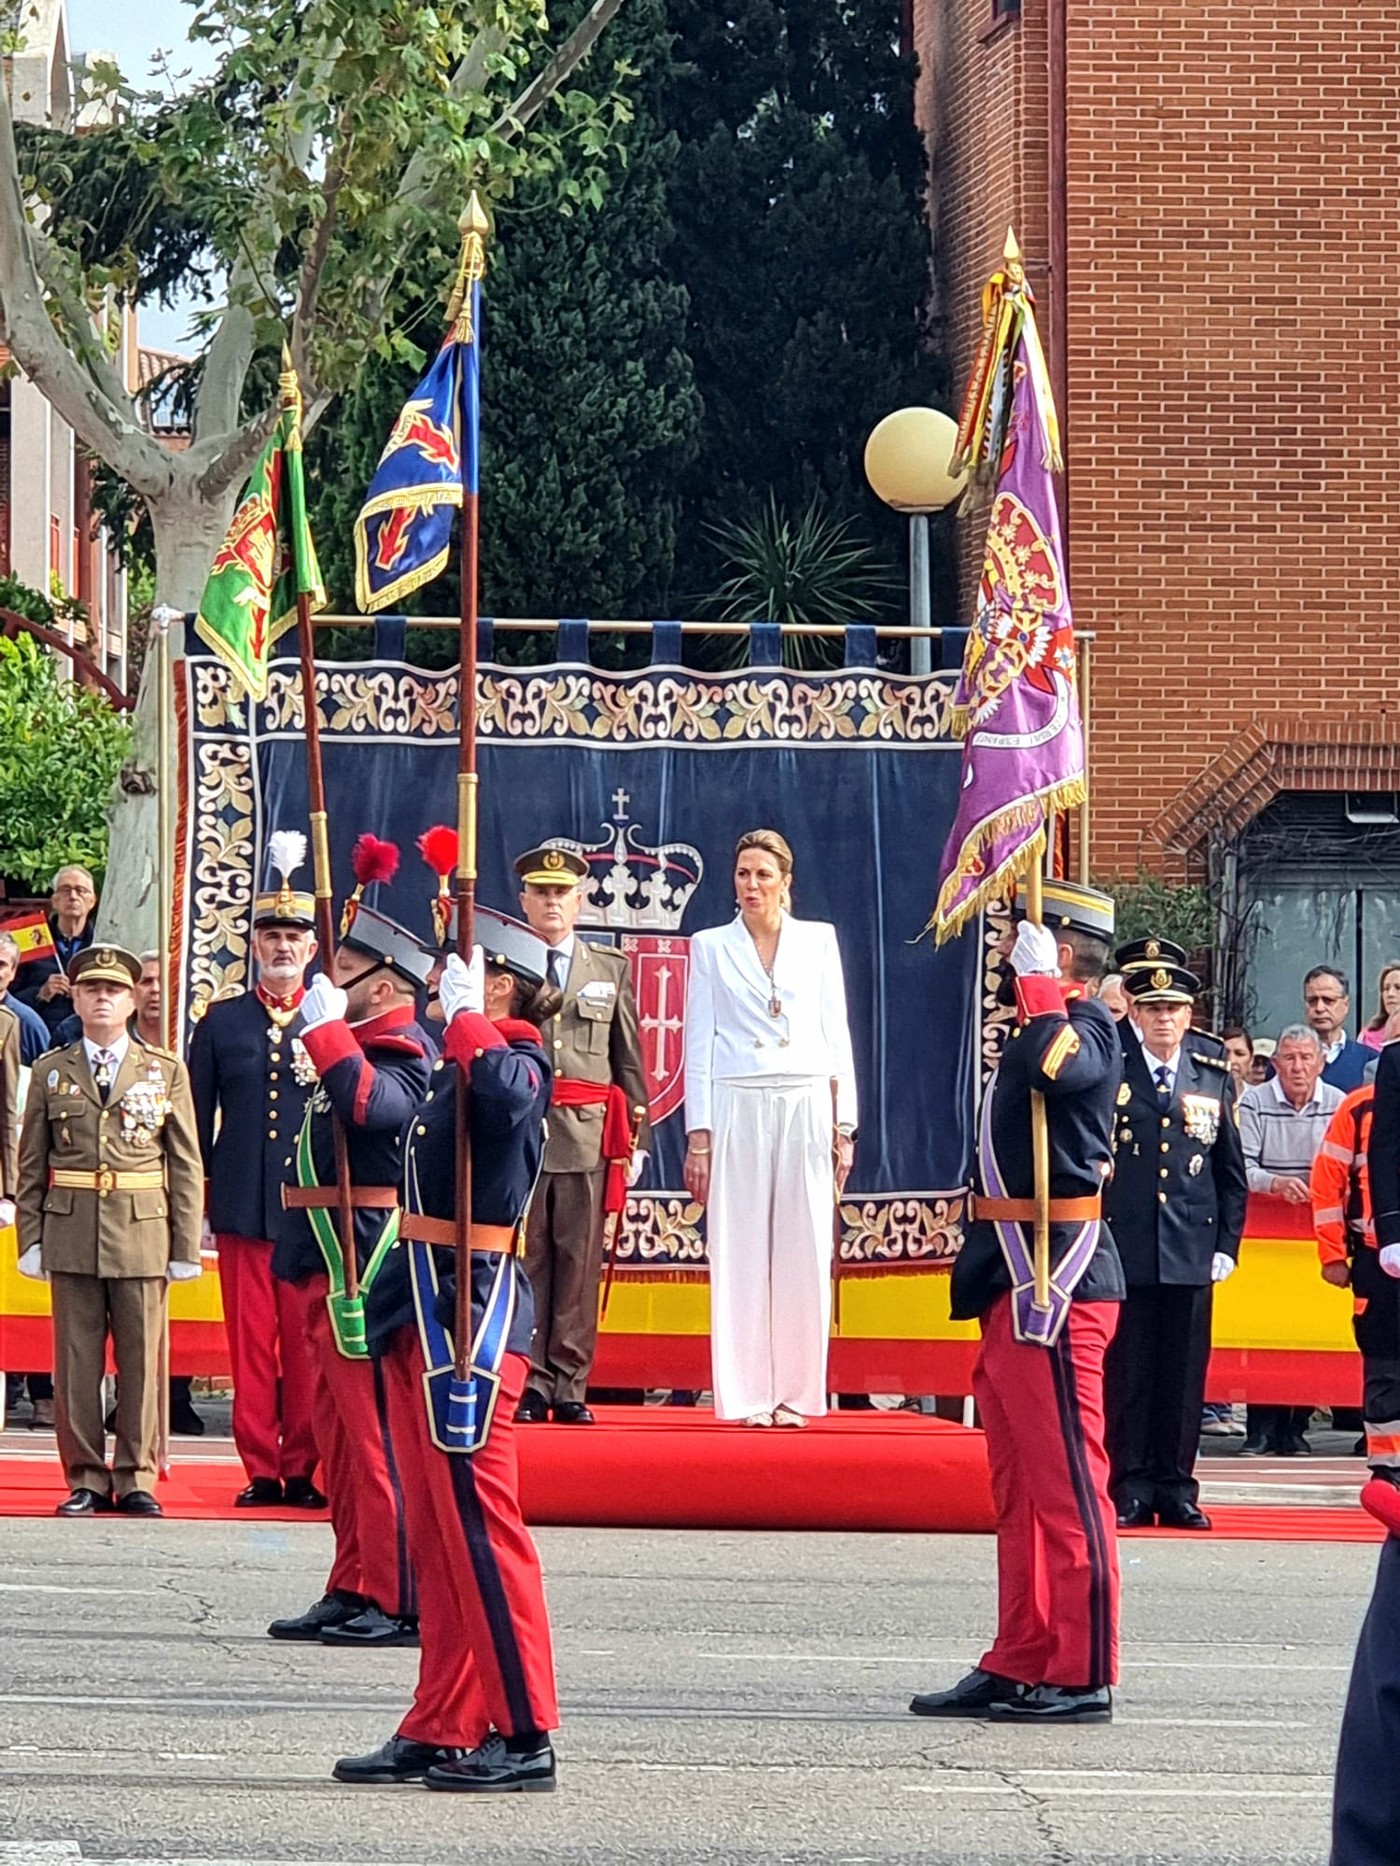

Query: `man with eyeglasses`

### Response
(1304, 967, 1371, 1094)
(13, 867, 97, 1039)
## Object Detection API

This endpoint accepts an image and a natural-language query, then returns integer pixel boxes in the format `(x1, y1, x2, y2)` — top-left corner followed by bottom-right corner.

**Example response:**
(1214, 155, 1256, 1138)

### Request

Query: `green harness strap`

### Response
(294, 1109, 399, 1359)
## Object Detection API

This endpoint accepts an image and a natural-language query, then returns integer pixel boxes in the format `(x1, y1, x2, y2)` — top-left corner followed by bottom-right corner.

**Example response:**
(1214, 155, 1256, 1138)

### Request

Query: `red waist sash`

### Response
(551, 1077, 633, 1213)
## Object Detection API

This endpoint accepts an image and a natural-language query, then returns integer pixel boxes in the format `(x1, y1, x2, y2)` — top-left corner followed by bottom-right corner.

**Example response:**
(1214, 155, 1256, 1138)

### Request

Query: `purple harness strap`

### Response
(978, 1067, 1099, 1348)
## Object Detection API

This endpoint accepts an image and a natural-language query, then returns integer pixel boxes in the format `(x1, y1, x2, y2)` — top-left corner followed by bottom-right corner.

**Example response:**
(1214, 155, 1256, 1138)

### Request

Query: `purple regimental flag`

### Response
(930, 306, 1085, 944)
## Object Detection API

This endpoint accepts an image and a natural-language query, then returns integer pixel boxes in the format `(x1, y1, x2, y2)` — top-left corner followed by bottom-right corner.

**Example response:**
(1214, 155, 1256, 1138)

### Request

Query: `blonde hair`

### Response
(734, 828, 794, 875)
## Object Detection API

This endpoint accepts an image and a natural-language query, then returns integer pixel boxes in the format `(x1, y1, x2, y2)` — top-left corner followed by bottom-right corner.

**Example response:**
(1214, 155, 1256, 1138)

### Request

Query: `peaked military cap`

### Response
(1124, 961, 1199, 1006)
(1115, 935, 1188, 973)
(341, 905, 435, 989)
(1013, 879, 1115, 941)
(476, 907, 549, 989)
(68, 944, 141, 989)
(514, 843, 588, 888)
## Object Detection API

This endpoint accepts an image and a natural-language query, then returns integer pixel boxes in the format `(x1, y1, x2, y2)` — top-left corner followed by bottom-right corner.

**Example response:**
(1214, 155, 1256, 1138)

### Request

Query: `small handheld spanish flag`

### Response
(1, 911, 55, 960)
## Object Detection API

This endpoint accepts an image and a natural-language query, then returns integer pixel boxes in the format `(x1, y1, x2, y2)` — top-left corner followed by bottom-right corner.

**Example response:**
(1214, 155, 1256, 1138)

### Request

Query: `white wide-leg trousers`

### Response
(707, 1075, 834, 1420)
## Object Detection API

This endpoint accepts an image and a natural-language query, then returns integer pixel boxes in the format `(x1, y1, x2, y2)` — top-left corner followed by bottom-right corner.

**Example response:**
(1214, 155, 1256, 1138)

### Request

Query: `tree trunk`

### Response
(95, 488, 239, 952)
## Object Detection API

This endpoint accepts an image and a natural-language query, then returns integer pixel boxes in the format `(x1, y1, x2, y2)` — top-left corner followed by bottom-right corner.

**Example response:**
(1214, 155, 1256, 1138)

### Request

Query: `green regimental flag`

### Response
(194, 351, 326, 700)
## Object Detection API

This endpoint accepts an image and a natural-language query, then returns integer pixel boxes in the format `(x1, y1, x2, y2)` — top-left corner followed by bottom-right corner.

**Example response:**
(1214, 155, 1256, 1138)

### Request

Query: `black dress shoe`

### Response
(235, 1478, 283, 1508)
(909, 1668, 1026, 1718)
(115, 1491, 164, 1517)
(989, 1683, 1112, 1724)
(320, 1605, 421, 1648)
(425, 1731, 556, 1794)
(283, 1476, 329, 1509)
(169, 1409, 206, 1437)
(1156, 1502, 1212, 1531)
(267, 1590, 365, 1642)
(515, 1391, 550, 1423)
(1238, 1434, 1270, 1457)
(1115, 1501, 1155, 1529)
(333, 1734, 465, 1784)
(1277, 1434, 1311, 1457)
(55, 1487, 112, 1517)
(551, 1401, 595, 1425)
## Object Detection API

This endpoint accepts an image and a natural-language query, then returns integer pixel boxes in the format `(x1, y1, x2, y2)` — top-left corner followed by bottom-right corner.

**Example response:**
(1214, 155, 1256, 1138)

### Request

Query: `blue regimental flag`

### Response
(353, 278, 482, 615)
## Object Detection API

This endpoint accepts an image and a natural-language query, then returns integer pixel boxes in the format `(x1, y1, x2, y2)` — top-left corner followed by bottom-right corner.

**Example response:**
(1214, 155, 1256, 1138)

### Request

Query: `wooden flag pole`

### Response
(451, 193, 490, 1382)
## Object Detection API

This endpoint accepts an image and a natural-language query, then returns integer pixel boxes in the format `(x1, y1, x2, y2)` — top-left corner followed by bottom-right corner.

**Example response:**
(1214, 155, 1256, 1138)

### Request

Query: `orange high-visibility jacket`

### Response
(1311, 1085, 1375, 1266)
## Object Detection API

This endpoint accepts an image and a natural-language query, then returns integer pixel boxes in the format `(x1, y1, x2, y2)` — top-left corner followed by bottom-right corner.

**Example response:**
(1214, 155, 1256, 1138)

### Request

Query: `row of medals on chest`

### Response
(1116, 1081, 1214, 1174)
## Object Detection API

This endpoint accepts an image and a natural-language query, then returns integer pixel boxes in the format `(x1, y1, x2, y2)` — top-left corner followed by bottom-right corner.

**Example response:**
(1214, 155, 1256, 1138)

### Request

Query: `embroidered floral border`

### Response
(613, 1191, 966, 1274)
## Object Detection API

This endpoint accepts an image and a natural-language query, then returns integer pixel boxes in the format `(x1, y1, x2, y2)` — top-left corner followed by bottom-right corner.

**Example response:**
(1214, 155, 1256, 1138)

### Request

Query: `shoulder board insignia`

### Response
(1043, 1025, 1081, 1081)
(1191, 1052, 1229, 1072)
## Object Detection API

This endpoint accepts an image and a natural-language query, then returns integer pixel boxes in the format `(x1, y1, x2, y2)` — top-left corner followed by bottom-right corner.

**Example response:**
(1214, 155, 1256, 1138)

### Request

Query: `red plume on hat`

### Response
(340, 833, 400, 937)
(418, 824, 458, 946)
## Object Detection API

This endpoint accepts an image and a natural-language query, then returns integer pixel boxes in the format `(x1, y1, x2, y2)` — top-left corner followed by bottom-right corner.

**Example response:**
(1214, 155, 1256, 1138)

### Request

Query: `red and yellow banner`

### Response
(0, 912, 55, 960)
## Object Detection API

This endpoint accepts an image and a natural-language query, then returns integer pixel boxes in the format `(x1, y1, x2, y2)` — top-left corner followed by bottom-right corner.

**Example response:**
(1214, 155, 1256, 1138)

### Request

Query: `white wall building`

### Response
(3, 0, 131, 688)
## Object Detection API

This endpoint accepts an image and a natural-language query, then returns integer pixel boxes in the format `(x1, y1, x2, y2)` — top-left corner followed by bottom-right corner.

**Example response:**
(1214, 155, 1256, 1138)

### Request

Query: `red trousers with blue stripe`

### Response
(974, 1293, 1121, 1689)
(382, 1331, 559, 1747)
(294, 1275, 416, 1618)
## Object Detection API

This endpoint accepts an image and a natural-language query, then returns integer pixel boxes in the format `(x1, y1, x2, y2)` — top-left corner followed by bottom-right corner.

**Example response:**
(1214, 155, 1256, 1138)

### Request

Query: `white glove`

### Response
(440, 947, 485, 1024)
(167, 1259, 202, 1283)
(1211, 1252, 1236, 1283)
(17, 1244, 46, 1281)
(1381, 1245, 1400, 1280)
(1010, 923, 1061, 977)
(627, 1148, 648, 1189)
(200, 1215, 214, 1252)
(0, 1198, 14, 1230)
(299, 973, 348, 1031)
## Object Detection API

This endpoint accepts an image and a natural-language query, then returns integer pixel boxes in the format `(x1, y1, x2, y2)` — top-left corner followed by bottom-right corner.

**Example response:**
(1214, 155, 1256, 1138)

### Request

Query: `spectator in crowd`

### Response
(1098, 973, 1128, 1022)
(0, 931, 52, 1065)
(683, 829, 856, 1427)
(1303, 966, 1370, 1092)
(1238, 1025, 1344, 1454)
(1361, 963, 1400, 1053)
(1222, 1028, 1254, 1088)
(13, 866, 97, 1038)
(1248, 1038, 1276, 1086)
(1312, 1014, 1400, 1473)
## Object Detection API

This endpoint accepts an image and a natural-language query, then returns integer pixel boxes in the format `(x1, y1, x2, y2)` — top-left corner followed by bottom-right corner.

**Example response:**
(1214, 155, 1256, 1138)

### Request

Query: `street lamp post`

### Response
(863, 407, 968, 675)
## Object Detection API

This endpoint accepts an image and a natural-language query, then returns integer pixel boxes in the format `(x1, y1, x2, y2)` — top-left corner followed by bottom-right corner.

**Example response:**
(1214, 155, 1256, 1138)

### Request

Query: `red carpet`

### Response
(0, 1410, 1382, 1540)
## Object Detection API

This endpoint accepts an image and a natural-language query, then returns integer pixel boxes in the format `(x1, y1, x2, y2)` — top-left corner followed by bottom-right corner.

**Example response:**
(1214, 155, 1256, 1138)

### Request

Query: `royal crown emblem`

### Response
(547, 794, 702, 934)
(550, 796, 703, 1128)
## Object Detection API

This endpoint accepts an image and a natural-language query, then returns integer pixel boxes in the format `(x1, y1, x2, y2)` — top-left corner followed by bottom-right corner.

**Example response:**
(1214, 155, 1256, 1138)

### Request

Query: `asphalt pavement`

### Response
(0, 1509, 1370, 1865)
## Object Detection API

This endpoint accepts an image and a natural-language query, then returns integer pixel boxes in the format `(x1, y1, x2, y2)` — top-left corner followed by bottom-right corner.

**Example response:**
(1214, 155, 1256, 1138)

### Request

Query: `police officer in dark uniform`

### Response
(188, 833, 322, 1506)
(334, 908, 561, 1792)
(912, 882, 1125, 1727)
(1104, 955, 1247, 1530)
(268, 884, 436, 1647)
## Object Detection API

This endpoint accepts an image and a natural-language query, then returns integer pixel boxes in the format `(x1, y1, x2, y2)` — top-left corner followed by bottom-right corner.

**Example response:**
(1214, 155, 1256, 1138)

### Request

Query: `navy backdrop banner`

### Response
(174, 620, 997, 1273)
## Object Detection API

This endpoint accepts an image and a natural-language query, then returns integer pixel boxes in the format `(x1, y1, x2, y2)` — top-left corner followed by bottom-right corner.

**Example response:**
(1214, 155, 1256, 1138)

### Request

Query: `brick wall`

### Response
(920, 0, 1400, 878)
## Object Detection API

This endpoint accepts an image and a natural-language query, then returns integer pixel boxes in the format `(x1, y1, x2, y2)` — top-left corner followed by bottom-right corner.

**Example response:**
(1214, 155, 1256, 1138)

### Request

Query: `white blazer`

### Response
(683, 913, 858, 1132)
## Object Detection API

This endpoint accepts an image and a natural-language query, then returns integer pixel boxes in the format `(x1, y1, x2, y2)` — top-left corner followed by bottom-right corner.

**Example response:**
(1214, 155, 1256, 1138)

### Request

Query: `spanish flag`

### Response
(1, 911, 55, 959)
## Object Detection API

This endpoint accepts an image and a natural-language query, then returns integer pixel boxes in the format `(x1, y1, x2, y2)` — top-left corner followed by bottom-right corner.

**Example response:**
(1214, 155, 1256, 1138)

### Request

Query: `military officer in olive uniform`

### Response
(1103, 955, 1247, 1530)
(15, 946, 203, 1517)
(515, 843, 650, 1424)
(0, 998, 20, 1229)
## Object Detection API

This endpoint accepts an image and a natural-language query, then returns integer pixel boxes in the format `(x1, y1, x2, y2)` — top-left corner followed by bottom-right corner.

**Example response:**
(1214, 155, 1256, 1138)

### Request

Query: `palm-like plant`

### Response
(703, 493, 902, 668)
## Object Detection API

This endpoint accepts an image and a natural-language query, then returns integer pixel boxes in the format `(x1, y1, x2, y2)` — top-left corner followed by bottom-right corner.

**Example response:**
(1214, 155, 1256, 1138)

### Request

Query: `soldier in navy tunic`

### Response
(187, 856, 321, 1506)
(267, 899, 435, 1649)
(1104, 957, 1246, 1530)
(913, 881, 1125, 1728)
(334, 907, 562, 1795)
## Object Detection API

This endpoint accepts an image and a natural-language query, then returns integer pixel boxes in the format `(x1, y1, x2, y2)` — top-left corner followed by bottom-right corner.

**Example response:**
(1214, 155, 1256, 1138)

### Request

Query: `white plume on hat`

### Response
(266, 829, 308, 885)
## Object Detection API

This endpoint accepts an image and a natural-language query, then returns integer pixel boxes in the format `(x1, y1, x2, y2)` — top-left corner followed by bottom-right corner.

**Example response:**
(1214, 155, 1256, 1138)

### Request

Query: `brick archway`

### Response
(1149, 717, 1400, 859)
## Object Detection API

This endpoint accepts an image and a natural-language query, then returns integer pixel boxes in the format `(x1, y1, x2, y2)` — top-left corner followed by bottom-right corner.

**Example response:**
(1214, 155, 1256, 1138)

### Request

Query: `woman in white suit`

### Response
(683, 830, 857, 1426)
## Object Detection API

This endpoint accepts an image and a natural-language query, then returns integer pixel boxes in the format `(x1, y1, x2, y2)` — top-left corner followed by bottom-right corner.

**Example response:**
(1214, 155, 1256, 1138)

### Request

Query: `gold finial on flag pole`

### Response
(446, 190, 492, 342)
